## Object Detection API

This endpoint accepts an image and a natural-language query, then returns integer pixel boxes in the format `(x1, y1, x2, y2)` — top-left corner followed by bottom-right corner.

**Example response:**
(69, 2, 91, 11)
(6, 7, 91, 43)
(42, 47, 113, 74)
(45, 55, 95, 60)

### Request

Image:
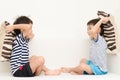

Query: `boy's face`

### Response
(26, 24, 34, 39)
(87, 24, 101, 38)
(87, 24, 93, 38)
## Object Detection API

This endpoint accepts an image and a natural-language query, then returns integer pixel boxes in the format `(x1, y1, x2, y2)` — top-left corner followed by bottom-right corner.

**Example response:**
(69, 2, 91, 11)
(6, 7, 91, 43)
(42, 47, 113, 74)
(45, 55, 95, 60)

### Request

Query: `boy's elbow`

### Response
(23, 24, 31, 30)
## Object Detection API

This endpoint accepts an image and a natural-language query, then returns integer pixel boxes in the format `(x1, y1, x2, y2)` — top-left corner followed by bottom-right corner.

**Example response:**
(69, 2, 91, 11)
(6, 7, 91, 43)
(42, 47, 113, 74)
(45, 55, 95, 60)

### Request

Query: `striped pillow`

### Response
(97, 11, 119, 54)
(0, 21, 16, 62)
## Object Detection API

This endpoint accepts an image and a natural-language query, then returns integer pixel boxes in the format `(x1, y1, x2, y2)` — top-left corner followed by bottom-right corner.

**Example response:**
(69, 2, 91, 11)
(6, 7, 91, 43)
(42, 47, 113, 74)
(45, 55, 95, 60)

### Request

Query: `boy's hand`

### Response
(99, 15, 110, 24)
(6, 25, 14, 33)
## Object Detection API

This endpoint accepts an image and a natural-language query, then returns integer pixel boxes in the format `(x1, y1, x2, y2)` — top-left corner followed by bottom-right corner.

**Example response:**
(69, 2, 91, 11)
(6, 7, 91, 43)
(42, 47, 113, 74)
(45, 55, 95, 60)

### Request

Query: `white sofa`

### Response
(0, 73, 120, 80)
(0, 61, 120, 80)
(0, 39, 120, 80)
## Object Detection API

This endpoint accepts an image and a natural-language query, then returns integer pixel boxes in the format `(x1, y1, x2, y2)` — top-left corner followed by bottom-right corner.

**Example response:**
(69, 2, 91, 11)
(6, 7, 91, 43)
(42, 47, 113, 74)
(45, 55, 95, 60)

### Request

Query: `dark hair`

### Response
(13, 16, 33, 35)
(87, 18, 104, 36)
(87, 18, 100, 26)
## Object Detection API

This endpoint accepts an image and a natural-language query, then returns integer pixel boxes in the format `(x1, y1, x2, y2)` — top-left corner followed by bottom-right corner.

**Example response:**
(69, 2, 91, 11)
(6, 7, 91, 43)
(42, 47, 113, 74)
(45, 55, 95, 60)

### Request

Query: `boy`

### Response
(6, 16, 61, 77)
(61, 16, 109, 75)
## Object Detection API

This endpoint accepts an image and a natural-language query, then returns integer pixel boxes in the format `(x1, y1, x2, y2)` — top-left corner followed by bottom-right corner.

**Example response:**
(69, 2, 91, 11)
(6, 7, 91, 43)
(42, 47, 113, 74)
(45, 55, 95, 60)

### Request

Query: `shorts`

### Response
(13, 62, 35, 77)
(86, 60, 107, 75)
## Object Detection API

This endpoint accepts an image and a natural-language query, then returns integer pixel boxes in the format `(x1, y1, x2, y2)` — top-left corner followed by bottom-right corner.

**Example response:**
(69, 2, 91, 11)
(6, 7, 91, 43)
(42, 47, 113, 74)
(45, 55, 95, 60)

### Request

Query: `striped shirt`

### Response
(10, 33, 29, 74)
(90, 34, 107, 72)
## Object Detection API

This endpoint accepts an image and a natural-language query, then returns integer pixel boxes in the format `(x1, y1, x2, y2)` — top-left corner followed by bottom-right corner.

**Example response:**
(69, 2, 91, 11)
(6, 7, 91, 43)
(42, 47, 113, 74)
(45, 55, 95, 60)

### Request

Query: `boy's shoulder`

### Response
(16, 33, 29, 43)
(92, 34, 104, 43)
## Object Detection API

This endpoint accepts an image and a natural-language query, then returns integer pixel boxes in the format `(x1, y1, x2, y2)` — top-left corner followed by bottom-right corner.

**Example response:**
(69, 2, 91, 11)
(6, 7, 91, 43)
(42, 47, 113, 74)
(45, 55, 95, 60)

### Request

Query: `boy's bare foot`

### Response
(61, 67, 71, 73)
(70, 72, 79, 75)
(45, 69, 61, 76)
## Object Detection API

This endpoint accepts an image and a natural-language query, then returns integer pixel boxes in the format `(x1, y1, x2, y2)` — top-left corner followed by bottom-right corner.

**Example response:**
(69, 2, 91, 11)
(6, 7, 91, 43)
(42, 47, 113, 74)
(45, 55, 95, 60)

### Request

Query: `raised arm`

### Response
(6, 24, 31, 32)
(6, 24, 32, 38)
(90, 16, 109, 39)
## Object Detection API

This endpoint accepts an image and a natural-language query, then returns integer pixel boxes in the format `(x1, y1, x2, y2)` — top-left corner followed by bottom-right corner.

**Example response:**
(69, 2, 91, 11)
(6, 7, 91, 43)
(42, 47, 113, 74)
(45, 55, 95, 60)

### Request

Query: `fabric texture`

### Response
(13, 62, 35, 77)
(0, 21, 15, 62)
(90, 34, 107, 72)
(97, 11, 119, 54)
(10, 33, 29, 75)
(86, 60, 107, 75)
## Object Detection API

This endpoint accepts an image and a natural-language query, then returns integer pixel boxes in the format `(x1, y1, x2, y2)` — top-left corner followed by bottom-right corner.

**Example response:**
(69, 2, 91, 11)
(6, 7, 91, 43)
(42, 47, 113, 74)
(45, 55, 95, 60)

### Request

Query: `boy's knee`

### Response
(34, 56, 45, 66)
(30, 55, 37, 59)
(30, 56, 45, 66)
(80, 58, 86, 64)
(80, 63, 86, 69)
(38, 56, 45, 65)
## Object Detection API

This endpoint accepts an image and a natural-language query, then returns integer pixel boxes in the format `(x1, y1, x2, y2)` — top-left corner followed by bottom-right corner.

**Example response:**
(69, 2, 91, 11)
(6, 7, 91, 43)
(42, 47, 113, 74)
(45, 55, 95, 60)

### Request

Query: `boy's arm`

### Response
(6, 24, 32, 32)
(6, 24, 32, 37)
(91, 19, 103, 39)
(91, 16, 109, 39)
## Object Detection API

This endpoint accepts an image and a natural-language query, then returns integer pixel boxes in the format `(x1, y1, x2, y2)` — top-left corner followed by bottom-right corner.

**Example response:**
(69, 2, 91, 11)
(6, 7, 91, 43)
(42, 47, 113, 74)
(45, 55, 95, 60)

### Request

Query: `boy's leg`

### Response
(44, 69, 61, 76)
(61, 65, 83, 74)
(80, 58, 87, 64)
(42, 65, 49, 72)
(79, 63, 93, 74)
(29, 55, 45, 76)
(62, 58, 93, 75)
(62, 63, 92, 75)
(42, 66, 61, 76)
(29, 55, 61, 76)
(61, 58, 86, 74)
(34, 56, 45, 76)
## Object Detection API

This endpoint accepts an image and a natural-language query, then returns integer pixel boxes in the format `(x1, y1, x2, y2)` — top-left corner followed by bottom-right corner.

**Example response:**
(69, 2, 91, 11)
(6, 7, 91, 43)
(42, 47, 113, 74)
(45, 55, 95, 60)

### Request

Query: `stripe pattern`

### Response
(10, 33, 29, 74)
(1, 32, 16, 60)
(97, 11, 117, 53)
(102, 22, 116, 51)
(0, 21, 16, 61)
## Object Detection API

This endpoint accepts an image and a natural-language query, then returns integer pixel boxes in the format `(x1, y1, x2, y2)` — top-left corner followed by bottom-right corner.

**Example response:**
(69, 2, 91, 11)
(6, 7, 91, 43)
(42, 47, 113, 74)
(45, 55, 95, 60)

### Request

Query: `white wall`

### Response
(0, 0, 120, 74)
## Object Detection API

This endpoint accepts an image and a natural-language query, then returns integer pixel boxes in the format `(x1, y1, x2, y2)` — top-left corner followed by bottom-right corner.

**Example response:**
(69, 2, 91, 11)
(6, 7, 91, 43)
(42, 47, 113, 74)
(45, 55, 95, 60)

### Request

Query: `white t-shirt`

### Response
(90, 34, 107, 72)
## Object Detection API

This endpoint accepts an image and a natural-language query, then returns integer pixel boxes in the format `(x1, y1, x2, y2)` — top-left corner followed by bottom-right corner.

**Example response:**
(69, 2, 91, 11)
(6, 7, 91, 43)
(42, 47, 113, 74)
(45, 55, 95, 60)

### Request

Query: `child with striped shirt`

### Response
(6, 16, 61, 77)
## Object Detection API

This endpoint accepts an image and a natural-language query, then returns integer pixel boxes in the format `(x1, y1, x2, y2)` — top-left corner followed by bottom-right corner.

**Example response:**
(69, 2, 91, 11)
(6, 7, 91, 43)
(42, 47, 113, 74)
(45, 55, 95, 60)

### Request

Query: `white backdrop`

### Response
(0, 0, 120, 74)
